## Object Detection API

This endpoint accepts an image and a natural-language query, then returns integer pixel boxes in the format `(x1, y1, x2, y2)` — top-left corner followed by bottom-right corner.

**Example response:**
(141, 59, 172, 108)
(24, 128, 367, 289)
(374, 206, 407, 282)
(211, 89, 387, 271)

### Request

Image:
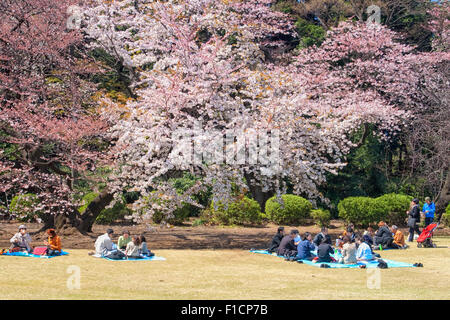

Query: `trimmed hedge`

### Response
(311, 209, 331, 227)
(375, 193, 413, 226)
(265, 194, 312, 225)
(442, 203, 450, 227)
(338, 193, 415, 227)
(338, 197, 385, 228)
(207, 196, 263, 226)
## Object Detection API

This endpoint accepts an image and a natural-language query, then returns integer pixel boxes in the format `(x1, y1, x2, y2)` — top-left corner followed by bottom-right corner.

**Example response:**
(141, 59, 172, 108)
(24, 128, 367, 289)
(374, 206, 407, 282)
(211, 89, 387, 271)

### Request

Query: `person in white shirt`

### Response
(94, 228, 125, 260)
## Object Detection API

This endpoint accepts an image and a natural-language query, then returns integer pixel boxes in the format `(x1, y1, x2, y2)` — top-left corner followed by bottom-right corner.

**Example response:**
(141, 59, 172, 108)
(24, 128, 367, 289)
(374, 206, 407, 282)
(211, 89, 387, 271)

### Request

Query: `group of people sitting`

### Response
(268, 222, 408, 265)
(6, 224, 62, 256)
(91, 229, 154, 260)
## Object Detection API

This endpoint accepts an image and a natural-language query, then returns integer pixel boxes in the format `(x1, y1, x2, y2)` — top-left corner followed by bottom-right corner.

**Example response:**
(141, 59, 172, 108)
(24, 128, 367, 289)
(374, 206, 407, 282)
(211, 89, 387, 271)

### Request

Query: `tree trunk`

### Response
(79, 191, 114, 233)
(244, 173, 273, 213)
(436, 173, 450, 220)
(38, 191, 114, 235)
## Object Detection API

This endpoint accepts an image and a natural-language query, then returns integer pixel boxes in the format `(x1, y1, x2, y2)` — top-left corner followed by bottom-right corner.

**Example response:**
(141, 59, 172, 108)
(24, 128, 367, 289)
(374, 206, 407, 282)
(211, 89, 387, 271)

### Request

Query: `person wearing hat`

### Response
(421, 197, 435, 227)
(93, 228, 125, 260)
(9, 225, 32, 253)
(406, 199, 421, 242)
(44, 229, 62, 256)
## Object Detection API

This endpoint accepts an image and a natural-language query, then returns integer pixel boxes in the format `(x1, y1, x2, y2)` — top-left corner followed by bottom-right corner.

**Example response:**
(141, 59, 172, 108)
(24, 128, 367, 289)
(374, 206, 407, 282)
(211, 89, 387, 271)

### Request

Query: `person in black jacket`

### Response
(268, 227, 285, 253)
(316, 237, 335, 263)
(407, 198, 421, 242)
(374, 221, 394, 249)
(313, 227, 332, 249)
(277, 229, 300, 258)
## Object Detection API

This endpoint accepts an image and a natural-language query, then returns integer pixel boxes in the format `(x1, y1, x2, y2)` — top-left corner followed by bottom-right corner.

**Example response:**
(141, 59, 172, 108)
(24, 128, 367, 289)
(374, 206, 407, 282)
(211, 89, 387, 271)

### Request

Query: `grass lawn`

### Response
(1, 237, 449, 300)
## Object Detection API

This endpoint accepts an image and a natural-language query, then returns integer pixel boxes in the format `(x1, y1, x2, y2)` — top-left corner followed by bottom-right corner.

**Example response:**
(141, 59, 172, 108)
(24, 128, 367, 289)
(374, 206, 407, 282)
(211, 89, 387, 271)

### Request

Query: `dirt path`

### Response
(1, 220, 449, 250)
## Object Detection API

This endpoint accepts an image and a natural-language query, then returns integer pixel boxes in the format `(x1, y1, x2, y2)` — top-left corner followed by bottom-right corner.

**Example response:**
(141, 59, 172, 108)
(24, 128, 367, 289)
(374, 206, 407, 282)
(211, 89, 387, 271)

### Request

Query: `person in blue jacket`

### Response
(297, 232, 316, 261)
(421, 197, 435, 227)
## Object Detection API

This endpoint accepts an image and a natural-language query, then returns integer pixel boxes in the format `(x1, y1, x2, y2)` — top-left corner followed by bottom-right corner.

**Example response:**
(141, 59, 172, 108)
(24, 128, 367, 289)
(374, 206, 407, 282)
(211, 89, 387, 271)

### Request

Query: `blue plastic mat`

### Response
(92, 253, 166, 261)
(249, 249, 416, 268)
(2, 250, 69, 259)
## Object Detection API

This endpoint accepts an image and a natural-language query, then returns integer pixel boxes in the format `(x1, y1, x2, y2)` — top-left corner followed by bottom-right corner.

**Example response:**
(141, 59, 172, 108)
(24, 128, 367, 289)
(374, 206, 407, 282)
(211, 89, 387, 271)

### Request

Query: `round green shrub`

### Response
(338, 196, 385, 228)
(442, 203, 450, 227)
(209, 196, 263, 225)
(311, 209, 331, 227)
(375, 193, 413, 226)
(10, 193, 41, 222)
(265, 194, 312, 225)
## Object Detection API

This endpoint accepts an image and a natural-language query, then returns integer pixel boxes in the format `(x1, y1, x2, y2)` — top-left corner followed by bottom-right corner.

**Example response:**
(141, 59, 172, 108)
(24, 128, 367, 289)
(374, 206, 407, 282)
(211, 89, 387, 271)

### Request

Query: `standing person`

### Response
(421, 197, 435, 227)
(268, 227, 285, 253)
(125, 236, 142, 259)
(139, 235, 154, 257)
(277, 229, 300, 259)
(313, 227, 332, 249)
(315, 237, 335, 263)
(406, 199, 421, 242)
(44, 229, 62, 256)
(9, 225, 32, 253)
(338, 236, 357, 264)
(297, 232, 316, 261)
(117, 230, 131, 250)
(93, 228, 125, 260)
(374, 221, 394, 249)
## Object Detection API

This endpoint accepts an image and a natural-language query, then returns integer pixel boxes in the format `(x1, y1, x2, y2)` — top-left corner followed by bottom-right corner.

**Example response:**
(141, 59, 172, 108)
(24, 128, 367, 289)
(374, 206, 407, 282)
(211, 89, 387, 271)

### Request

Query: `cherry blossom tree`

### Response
(0, 0, 111, 232)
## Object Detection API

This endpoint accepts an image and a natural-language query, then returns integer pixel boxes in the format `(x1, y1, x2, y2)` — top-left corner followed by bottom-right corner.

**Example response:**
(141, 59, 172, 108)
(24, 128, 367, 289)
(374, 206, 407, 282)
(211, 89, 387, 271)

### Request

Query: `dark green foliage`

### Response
(10, 193, 42, 222)
(152, 203, 191, 225)
(95, 200, 132, 224)
(338, 196, 385, 228)
(295, 18, 326, 48)
(442, 203, 450, 227)
(375, 193, 413, 226)
(265, 194, 312, 225)
(207, 196, 263, 226)
(311, 208, 331, 227)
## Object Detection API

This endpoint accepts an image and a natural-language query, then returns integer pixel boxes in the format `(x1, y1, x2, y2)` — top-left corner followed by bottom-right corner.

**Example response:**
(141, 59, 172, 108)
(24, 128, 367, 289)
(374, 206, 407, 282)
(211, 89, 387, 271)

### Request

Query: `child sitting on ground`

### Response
(139, 235, 155, 257)
(125, 236, 142, 259)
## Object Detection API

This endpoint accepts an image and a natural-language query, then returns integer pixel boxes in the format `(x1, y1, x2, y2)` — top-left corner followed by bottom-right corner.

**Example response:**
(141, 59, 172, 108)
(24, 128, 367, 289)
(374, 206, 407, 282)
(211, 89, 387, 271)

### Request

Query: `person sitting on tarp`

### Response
(125, 236, 142, 259)
(338, 236, 357, 264)
(297, 232, 316, 261)
(94, 228, 125, 260)
(277, 229, 300, 258)
(363, 227, 374, 247)
(374, 221, 394, 249)
(138, 235, 155, 257)
(268, 227, 285, 253)
(314, 237, 336, 263)
(390, 225, 408, 249)
(313, 227, 332, 249)
(355, 235, 374, 261)
(44, 229, 62, 256)
(117, 230, 131, 251)
(9, 225, 32, 253)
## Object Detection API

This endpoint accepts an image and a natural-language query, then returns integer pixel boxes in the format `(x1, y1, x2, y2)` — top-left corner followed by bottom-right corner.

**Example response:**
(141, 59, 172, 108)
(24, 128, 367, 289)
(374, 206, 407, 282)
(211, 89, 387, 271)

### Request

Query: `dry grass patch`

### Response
(1, 237, 449, 300)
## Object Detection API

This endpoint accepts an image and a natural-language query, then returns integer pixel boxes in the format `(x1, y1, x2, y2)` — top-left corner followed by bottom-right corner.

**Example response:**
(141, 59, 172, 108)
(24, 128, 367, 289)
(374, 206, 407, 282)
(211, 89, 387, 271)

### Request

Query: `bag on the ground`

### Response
(32, 246, 48, 255)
